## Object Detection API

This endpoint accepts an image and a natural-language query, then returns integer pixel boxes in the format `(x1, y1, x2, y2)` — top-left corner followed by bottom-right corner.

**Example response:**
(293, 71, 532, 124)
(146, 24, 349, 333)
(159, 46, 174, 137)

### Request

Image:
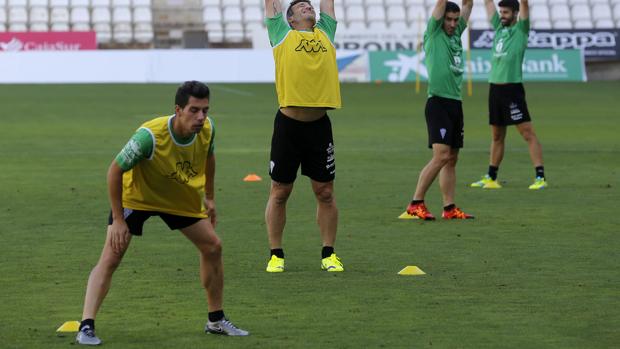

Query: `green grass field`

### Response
(1, 82, 619, 348)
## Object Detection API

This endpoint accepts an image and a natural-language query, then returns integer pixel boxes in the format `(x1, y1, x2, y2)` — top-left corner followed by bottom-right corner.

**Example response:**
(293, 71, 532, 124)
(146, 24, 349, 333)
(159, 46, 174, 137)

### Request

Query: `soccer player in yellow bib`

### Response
(75, 81, 248, 346)
(263, 0, 344, 272)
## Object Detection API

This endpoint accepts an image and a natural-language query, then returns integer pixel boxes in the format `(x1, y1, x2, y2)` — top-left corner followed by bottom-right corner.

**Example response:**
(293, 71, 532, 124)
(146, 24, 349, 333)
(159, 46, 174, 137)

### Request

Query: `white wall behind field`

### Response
(0, 49, 276, 84)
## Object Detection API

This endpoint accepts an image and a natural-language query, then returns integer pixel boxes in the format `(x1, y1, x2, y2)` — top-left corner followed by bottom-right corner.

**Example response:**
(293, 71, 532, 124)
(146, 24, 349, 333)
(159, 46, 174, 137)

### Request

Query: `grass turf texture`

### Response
(0, 82, 618, 348)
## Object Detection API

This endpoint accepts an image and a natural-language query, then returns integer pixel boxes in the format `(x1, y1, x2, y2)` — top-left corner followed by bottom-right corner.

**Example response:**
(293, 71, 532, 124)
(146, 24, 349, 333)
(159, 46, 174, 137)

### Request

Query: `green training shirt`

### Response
(115, 116, 216, 171)
(489, 12, 530, 84)
(423, 16, 467, 101)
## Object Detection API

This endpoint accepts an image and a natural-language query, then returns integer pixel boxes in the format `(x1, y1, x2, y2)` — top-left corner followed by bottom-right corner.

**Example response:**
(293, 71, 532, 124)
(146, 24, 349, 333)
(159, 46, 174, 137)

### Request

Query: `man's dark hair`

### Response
(445, 1, 461, 14)
(175, 80, 210, 108)
(498, 0, 519, 11)
(286, 0, 311, 19)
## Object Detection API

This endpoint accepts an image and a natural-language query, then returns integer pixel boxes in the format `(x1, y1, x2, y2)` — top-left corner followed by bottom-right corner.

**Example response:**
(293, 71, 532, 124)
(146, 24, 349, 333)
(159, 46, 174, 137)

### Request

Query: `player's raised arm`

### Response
(320, 0, 336, 20)
(483, 0, 497, 21)
(520, 0, 529, 20)
(460, 0, 473, 22)
(265, 0, 282, 18)
(431, 0, 448, 20)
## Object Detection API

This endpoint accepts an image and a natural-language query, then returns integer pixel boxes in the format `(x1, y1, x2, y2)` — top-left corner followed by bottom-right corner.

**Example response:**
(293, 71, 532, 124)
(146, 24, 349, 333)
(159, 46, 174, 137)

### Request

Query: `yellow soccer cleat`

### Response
(471, 174, 492, 187)
(266, 255, 285, 273)
(321, 253, 344, 272)
(483, 179, 502, 189)
(528, 177, 548, 190)
(471, 175, 502, 189)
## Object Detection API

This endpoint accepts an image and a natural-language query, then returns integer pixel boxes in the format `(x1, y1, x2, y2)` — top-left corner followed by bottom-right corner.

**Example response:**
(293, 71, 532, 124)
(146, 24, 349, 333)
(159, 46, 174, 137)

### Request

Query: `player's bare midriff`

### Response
(280, 106, 329, 122)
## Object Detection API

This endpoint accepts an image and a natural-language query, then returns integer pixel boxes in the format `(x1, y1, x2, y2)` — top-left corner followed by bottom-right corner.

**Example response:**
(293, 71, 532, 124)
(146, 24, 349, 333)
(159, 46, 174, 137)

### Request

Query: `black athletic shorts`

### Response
(269, 110, 335, 183)
(488, 83, 531, 126)
(108, 209, 202, 236)
(425, 96, 464, 149)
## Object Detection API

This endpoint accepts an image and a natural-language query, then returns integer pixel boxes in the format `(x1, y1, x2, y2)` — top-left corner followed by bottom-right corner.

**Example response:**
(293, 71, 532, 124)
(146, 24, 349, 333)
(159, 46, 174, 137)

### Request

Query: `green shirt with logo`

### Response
(489, 12, 530, 83)
(423, 16, 467, 101)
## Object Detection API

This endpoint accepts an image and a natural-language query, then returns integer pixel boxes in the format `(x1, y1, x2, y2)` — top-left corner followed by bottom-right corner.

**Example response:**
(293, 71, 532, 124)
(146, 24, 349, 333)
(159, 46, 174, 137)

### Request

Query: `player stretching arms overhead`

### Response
(402, 0, 475, 221)
(470, 0, 547, 190)
(263, 0, 344, 272)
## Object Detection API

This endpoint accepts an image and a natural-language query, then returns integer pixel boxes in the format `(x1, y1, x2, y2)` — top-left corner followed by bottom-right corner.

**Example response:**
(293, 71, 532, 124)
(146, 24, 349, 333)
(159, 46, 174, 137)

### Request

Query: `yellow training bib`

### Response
(273, 28, 341, 108)
(122, 115, 213, 218)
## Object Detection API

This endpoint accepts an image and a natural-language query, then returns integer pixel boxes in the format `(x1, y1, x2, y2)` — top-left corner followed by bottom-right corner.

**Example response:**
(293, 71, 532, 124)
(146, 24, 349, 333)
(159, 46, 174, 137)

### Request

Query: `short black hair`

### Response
(445, 1, 461, 14)
(175, 80, 210, 108)
(498, 0, 519, 11)
(286, 0, 311, 19)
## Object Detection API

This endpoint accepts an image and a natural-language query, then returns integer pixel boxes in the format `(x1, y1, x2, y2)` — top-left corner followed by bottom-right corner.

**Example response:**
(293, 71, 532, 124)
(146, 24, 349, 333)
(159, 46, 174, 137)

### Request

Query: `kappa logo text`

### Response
(295, 39, 327, 52)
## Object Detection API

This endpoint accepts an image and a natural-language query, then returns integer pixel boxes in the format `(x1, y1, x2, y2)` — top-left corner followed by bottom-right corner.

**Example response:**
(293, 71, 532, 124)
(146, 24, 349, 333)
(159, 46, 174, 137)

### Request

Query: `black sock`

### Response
(321, 246, 334, 259)
(535, 166, 545, 179)
(443, 204, 455, 211)
(208, 310, 225, 322)
(270, 248, 284, 258)
(488, 166, 499, 180)
(410, 199, 424, 205)
(80, 319, 95, 331)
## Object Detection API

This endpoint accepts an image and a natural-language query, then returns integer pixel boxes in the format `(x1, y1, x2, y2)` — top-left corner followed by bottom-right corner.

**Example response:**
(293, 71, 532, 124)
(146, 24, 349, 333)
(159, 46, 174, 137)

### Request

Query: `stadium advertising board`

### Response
(337, 51, 369, 82)
(0, 49, 584, 84)
(368, 49, 586, 82)
(470, 29, 620, 61)
(0, 32, 97, 52)
(334, 30, 424, 51)
(0, 49, 275, 83)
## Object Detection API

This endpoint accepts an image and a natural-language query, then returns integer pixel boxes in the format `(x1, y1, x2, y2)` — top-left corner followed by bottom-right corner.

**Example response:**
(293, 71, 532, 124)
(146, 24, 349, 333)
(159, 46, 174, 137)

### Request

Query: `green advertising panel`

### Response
(369, 49, 586, 82)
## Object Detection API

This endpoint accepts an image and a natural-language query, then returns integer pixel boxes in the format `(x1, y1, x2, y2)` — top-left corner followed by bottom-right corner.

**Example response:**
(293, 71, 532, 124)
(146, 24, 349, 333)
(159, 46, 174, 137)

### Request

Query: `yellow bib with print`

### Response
(273, 28, 341, 108)
(122, 116, 213, 218)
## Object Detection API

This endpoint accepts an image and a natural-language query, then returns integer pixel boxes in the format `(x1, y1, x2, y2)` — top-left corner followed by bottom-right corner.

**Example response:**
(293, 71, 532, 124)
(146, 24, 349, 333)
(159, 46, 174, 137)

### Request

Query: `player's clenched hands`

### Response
(109, 219, 130, 254)
(204, 198, 217, 228)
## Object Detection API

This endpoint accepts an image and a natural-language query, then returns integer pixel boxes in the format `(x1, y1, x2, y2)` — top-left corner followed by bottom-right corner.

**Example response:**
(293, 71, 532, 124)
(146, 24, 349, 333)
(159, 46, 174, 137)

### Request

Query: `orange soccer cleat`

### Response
(442, 206, 475, 220)
(406, 202, 436, 220)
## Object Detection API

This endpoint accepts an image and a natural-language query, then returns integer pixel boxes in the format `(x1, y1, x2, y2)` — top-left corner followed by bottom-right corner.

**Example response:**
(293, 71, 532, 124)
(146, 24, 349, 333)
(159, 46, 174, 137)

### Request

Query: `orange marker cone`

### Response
(243, 173, 262, 182)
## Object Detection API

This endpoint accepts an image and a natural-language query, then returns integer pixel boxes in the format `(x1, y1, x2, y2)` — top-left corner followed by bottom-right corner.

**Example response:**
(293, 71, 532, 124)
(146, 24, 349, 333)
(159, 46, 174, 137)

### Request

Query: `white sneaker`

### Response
(76, 325, 102, 345)
(205, 318, 250, 336)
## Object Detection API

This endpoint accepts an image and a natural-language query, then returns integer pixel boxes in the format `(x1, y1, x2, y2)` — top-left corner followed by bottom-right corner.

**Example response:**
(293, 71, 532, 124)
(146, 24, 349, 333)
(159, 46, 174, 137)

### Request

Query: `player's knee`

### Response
(492, 133, 504, 143)
(270, 186, 292, 205)
(447, 153, 458, 166)
(314, 186, 334, 204)
(199, 237, 222, 258)
(491, 127, 506, 142)
(433, 150, 452, 165)
(209, 237, 223, 254)
(100, 253, 123, 272)
(271, 192, 290, 206)
(521, 130, 537, 143)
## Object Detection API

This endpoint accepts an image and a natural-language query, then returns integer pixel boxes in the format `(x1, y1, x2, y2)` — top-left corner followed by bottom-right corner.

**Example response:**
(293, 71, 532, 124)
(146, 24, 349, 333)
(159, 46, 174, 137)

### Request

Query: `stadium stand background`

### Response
(2, 0, 620, 46)
(1, 0, 619, 77)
